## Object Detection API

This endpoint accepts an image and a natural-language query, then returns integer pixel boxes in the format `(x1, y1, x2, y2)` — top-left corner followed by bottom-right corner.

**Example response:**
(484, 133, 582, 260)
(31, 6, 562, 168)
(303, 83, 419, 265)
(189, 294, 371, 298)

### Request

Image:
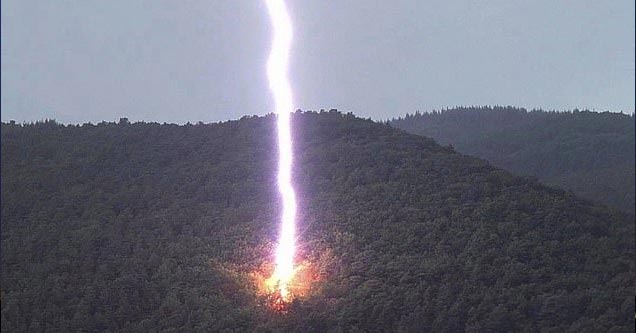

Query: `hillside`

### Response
(390, 106, 636, 215)
(1, 111, 634, 332)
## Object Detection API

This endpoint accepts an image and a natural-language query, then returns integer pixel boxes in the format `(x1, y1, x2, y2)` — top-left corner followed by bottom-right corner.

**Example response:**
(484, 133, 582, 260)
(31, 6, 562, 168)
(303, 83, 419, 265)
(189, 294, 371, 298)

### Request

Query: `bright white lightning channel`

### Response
(265, 0, 297, 300)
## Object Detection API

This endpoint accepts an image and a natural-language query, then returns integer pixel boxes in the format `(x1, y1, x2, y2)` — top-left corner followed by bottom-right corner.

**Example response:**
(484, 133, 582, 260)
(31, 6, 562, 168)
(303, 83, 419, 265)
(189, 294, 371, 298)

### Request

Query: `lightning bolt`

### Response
(265, 0, 297, 301)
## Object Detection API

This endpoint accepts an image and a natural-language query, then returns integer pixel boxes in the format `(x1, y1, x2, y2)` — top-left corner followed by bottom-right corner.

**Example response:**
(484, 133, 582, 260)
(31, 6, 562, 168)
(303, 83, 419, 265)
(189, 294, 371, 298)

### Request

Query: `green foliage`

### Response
(2, 112, 634, 331)
(391, 106, 636, 214)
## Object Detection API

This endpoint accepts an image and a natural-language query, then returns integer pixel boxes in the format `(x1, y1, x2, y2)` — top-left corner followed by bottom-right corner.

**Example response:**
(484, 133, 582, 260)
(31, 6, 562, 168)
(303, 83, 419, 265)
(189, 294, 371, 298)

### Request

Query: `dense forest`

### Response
(2, 111, 634, 331)
(391, 106, 635, 215)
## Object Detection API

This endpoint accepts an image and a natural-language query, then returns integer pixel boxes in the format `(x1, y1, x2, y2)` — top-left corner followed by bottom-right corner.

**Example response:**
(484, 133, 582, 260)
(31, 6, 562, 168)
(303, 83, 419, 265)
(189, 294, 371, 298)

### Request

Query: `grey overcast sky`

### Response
(1, 1, 634, 124)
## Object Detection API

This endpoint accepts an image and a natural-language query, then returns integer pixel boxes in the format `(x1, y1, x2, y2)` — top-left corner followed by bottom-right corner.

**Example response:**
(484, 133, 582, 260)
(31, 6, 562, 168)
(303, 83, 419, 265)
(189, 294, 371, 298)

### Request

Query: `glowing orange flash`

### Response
(265, 0, 297, 301)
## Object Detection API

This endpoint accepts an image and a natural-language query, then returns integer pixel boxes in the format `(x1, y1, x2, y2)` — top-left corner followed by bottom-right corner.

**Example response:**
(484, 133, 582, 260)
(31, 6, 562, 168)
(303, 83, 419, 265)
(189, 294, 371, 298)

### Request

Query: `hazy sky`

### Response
(2, 0, 634, 124)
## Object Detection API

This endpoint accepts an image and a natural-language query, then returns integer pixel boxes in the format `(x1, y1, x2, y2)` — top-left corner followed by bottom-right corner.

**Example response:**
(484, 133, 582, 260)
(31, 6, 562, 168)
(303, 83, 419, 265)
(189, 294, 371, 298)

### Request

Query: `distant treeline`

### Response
(2, 111, 634, 331)
(391, 106, 635, 214)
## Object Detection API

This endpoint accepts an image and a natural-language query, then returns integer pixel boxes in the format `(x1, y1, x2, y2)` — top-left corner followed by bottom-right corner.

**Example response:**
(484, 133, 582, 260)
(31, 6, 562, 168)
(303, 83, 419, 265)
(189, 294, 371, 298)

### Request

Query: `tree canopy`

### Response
(391, 106, 635, 215)
(2, 111, 634, 331)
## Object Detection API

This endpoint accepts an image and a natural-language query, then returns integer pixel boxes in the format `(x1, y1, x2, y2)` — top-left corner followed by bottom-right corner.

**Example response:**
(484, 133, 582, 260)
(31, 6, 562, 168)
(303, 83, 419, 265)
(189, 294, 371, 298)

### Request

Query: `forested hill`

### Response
(2, 111, 634, 332)
(390, 106, 635, 214)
